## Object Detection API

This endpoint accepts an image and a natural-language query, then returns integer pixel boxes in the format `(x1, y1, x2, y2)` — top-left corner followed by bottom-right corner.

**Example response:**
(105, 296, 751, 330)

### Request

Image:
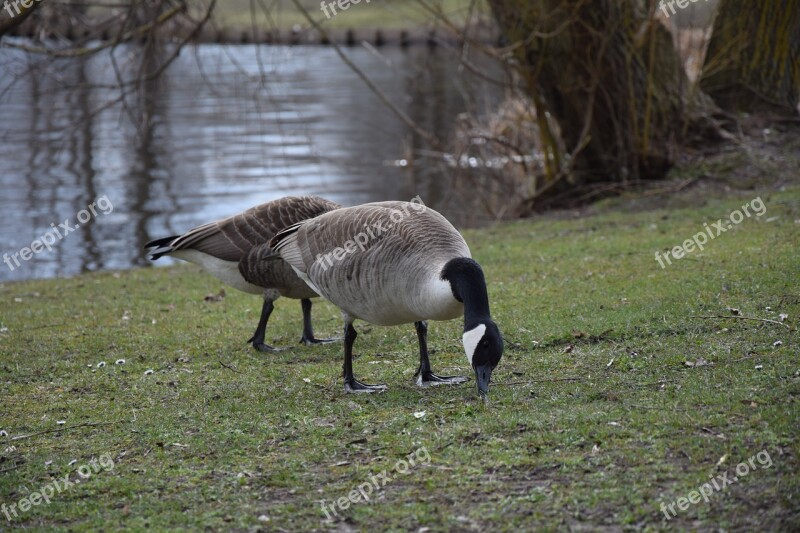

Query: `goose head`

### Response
(463, 320, 503, 396)
(441, 257, 504, 396)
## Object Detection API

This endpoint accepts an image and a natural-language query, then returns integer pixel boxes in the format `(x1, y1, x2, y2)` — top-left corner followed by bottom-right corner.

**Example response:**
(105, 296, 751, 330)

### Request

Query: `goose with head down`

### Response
(269, 200, 504, 396)
(145, 196, 341, 351)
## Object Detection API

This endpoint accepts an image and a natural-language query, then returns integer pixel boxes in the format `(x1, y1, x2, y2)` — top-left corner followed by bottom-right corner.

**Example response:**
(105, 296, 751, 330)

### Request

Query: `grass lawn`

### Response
(1, 182, 798, 530)
(209, 0, 489, 31)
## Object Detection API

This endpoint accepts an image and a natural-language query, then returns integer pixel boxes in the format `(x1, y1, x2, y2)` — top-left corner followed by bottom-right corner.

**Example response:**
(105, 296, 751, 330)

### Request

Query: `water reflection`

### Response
(0, 43, 503, 282)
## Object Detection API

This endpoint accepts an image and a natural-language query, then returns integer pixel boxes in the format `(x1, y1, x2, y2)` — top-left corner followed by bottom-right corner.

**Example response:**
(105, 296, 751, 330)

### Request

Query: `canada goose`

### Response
(270, 200, 504, 396)
(145, 196, 341, 351)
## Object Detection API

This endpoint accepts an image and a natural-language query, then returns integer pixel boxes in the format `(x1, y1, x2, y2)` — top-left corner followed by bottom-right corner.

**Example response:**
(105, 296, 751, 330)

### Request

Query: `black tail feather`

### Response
(144, 235, 180, 260)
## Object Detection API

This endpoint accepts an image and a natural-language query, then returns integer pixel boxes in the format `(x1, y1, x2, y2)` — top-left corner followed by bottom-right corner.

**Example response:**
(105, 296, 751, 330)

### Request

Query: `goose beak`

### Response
(474, 364, 493, 396)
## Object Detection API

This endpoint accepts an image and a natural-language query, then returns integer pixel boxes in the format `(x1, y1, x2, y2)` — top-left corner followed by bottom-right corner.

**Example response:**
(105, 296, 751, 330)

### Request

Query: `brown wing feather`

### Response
(164, 196, 341, 262)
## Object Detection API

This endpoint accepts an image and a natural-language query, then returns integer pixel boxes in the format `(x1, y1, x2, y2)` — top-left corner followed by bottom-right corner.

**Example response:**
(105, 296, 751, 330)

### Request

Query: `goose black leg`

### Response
(343, 322, 387, 393)
(247, 299, 285, 352)
(414, 320, 469, 387)
(299, 299, 339, 345)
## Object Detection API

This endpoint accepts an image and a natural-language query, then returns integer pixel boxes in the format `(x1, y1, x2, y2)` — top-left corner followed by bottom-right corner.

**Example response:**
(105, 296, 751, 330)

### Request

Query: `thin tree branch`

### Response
(289, 0, 441, 149)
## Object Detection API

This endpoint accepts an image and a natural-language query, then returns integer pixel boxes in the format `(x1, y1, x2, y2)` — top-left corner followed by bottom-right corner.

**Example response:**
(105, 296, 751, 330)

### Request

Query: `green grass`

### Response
(209, 0, 489, 31)
(1, 186, 798, 530)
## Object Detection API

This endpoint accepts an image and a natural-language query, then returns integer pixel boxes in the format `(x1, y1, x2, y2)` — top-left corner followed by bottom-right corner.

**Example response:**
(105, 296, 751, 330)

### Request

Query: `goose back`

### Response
(273, 201, 471, 325)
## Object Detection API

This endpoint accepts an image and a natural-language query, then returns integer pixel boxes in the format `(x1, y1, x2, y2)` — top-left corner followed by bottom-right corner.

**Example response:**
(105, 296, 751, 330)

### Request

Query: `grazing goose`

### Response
(145, 196, 341, 351)
(270, 200, 504, 396)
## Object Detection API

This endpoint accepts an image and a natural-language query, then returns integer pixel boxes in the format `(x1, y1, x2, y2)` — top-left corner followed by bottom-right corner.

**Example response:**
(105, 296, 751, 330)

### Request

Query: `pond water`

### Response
(0, 43, 504, 282)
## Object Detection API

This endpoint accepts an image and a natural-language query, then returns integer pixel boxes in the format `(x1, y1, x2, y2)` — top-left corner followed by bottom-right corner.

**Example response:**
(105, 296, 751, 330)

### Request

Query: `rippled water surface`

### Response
(0, 43, 503, 281)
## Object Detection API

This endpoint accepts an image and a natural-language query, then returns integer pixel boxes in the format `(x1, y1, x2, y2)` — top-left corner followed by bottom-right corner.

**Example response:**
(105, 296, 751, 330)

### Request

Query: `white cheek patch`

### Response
(462, 324, 487, 366)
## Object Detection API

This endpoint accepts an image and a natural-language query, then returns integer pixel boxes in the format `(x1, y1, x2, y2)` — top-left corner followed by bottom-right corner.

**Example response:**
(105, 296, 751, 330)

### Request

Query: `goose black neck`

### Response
(441, 257, 491, 329)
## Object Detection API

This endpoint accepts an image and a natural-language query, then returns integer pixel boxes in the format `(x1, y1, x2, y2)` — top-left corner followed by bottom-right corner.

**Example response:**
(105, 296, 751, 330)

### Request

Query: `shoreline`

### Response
(5, 22, 500, 47)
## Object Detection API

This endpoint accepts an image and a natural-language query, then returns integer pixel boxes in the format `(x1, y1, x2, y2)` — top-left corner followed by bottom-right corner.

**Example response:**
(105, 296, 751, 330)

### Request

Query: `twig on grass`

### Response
(723, 350, 784, 364)
(634, 379, 673, 388)
(690, 315, 790, 329)
(219, 361, 242, 374)
(628, 403, 684, 411)
(494, 377, 583, 386)
(10, 422, 118, 441)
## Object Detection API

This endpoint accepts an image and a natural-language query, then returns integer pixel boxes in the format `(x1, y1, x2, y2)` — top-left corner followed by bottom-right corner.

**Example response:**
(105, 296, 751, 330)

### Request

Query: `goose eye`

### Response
(480, 339, 489, 348)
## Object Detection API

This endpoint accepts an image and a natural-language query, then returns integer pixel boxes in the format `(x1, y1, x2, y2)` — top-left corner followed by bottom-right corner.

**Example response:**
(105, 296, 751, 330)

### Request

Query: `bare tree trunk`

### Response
(487, 0, 717, 203)
(701, 0, 800, 114)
